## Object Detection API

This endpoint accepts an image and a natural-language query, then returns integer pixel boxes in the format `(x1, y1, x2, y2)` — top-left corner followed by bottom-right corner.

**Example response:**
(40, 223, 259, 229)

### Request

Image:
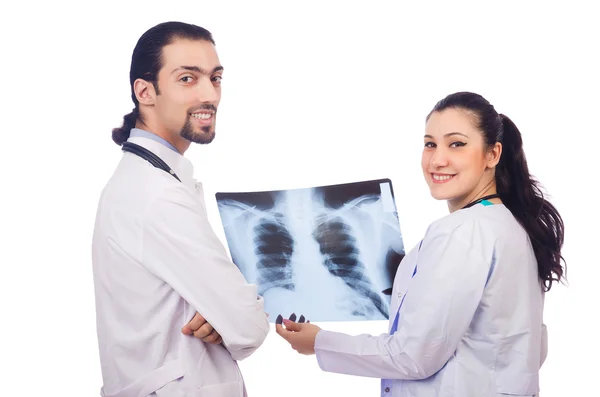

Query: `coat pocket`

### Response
(496, 370, 538, 396)
(102, 360, 185, 397)
(193, 380, 244, 397)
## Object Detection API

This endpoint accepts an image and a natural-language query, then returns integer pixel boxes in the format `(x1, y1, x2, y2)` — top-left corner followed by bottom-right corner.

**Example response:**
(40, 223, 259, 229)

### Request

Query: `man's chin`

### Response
(195, 134, 215, 144)
(182, 130, 215, 145)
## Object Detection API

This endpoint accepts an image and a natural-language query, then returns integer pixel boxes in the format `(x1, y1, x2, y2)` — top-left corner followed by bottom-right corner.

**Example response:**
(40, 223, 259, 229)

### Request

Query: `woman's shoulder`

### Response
(425, 204, 513, 241)
(417, 205, 514, 262)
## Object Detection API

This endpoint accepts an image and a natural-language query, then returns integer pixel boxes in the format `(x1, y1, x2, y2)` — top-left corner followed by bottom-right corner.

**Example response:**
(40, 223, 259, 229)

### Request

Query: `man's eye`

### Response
(180, 76, 194, 83)
(212, 75, 223, 83)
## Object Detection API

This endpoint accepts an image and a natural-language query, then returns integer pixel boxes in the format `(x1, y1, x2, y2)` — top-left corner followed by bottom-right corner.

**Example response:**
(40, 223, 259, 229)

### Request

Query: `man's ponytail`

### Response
(112, 22, 216, 146)
(112, 108, 138, 146)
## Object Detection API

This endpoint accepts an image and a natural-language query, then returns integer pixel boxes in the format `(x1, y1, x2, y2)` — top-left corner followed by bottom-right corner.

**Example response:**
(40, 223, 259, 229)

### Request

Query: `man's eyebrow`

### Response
(171, 65, 224, 75)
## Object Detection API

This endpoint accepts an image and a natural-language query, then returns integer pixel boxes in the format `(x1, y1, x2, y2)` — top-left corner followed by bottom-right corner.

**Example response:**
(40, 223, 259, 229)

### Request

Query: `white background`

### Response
(1, 1, 598, 396)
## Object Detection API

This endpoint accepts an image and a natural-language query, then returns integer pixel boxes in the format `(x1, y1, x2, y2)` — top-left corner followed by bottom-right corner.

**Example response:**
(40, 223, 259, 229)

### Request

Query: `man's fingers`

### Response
(181, 326, 193, 335)
(185, 312, 207, 331)
(201, 329, 220, 343)
(181, 313, 222, 343)
(193, 322, 214, 339)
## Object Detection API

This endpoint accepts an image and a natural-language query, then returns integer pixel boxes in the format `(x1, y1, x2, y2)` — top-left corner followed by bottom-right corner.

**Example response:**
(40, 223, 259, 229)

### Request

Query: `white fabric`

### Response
(314, 204, 547, 397)
(92, 136, 269, 397)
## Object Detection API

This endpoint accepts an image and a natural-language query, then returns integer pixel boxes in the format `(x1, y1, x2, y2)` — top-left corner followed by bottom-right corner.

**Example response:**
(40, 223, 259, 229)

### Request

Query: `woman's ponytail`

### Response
(112, 108, 139, 146)
(495, 114, 527, 209)
(496, 114, 566, 291)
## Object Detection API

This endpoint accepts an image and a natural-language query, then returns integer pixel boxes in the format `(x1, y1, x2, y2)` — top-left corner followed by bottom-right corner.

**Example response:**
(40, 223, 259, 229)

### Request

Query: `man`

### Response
(92, 21, 269, 397)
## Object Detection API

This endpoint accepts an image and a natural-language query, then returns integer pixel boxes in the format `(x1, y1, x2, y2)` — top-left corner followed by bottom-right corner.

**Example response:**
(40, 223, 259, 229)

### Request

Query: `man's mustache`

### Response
(189, 104, 217, 113)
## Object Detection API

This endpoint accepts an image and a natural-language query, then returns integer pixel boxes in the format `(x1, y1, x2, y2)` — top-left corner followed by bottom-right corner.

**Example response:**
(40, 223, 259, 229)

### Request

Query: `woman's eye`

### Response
(424, 142, 435, 148)
(450, 141, 466, 148)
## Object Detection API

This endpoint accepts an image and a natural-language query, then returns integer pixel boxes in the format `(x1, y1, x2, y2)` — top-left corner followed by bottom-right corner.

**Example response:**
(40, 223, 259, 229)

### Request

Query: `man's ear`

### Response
(133, 79, 156, 106)
(487, 142, 502, 168)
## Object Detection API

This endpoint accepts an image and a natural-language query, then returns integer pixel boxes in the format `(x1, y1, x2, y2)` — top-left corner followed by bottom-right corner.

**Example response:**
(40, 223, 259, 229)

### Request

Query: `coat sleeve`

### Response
(314, 219, 493, 379)
(141, 185, 269, 361)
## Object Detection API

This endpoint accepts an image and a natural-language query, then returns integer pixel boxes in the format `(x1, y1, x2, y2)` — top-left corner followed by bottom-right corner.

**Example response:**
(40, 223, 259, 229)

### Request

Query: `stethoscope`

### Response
(461, 193, 501, 209)
(121, 142, 182, 182)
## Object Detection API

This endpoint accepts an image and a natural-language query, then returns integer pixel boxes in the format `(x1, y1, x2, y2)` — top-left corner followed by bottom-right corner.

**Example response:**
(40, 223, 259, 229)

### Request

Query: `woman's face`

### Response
(421, 108, 502, 211)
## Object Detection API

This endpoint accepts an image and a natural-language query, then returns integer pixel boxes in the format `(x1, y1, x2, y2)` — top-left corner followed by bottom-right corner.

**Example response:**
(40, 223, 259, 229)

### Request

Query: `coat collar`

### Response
(125, 134, 197, 189)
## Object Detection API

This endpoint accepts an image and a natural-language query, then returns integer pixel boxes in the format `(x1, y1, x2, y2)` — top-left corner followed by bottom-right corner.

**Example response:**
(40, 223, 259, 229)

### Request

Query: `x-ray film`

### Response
(215, 178, 405, 323)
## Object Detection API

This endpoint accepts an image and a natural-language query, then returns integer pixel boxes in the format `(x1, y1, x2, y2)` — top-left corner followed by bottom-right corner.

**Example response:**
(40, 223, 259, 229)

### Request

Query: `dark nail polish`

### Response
(289, 313, 297, 322)
(276, 314, 283, 325)
(298, 315, 305, 323)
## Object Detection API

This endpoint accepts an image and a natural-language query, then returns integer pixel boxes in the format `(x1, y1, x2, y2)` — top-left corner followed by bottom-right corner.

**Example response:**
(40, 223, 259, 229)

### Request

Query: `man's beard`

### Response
(180, 114, 216, 144)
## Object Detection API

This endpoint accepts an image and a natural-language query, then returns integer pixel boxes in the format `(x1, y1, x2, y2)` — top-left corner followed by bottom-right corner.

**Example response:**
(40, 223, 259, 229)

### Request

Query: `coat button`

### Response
(384, 387, 390, 392)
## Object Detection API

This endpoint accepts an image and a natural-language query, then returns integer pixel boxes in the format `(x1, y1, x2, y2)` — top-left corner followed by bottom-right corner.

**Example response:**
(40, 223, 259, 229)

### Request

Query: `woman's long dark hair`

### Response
(427, 92, 566, 291)
(112, 21, 215, 145)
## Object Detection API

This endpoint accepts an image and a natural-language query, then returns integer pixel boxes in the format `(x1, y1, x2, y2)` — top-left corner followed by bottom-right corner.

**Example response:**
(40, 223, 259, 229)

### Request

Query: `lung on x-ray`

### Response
(215, 178, 405, 323)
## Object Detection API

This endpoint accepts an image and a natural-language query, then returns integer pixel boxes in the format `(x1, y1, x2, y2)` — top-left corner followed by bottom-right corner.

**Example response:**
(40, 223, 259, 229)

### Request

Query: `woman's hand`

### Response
(275, 313, 320, 355)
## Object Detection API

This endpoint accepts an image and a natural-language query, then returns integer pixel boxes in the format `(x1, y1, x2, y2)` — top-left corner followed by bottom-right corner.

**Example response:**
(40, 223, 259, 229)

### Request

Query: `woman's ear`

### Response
(487, 142, 502, 168)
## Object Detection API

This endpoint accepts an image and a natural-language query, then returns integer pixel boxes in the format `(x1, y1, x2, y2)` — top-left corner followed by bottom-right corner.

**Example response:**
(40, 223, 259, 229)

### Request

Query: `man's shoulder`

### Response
(101, 156, 189, 212)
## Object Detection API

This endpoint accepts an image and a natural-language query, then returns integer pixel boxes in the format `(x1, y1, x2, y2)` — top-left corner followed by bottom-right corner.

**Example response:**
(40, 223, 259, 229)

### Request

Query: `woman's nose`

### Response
(430, 148, 448, 167)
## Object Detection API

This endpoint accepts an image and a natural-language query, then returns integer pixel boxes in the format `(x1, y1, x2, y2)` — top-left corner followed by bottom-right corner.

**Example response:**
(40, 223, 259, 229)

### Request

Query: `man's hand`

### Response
(182, 312, 222, 344)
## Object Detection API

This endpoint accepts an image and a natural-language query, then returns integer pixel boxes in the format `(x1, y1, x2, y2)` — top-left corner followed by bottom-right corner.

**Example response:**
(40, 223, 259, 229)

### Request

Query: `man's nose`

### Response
(195, 77, 219, 103)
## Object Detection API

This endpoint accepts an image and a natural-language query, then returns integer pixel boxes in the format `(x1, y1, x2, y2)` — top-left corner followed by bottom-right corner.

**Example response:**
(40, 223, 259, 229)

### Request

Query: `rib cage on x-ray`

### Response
(253, 215, 295, 294)
(216, 179, 405, 322)
(313, 215, 387, 318)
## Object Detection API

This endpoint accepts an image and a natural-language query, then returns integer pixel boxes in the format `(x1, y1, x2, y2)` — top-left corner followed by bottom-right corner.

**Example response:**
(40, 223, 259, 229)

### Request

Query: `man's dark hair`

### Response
(112, 21, 215, 145)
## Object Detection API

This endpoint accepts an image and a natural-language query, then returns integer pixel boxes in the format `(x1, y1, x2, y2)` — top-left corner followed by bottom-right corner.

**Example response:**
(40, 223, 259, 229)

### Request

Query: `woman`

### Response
(276, 91, 565, 396)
